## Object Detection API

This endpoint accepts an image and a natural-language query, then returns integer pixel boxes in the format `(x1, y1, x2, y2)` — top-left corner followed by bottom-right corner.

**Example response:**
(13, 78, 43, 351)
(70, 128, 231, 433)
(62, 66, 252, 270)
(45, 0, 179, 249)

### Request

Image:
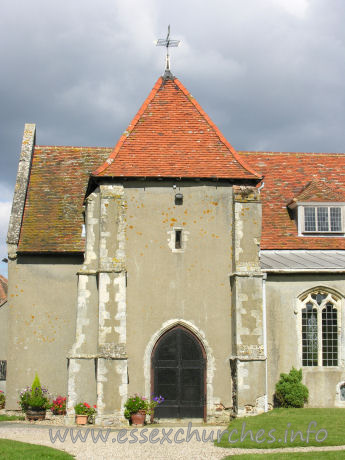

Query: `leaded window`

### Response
(300, 290, 340, 367)
(303, 206, 343, 233)
(302, 303, 318, 366)
(322, 303, 338, 366)
(0, 361, 6, 380)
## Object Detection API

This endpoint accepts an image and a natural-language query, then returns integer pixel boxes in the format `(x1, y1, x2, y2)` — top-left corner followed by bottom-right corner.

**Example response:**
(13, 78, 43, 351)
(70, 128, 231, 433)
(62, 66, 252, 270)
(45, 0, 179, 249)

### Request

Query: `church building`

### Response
(5, 68, 345, 425)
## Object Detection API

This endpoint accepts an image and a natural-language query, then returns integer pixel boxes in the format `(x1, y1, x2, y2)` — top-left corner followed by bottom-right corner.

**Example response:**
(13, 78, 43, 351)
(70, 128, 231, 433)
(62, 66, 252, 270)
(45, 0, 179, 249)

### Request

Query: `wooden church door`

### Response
(152, 326, 206, 419)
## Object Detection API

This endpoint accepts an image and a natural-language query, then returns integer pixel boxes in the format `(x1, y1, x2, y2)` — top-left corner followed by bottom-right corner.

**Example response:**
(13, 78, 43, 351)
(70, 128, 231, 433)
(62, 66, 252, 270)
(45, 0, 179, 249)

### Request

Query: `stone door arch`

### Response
(151, 325, 206, 419)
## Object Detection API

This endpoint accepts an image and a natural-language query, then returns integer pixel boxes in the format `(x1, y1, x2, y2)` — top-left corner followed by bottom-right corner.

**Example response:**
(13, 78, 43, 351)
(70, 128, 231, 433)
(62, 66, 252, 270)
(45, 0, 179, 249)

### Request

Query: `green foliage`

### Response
(31, 373, 41, 396)
(123, 394, 165, 419)
(216, 408, 345, 449)
(0, 414, 25, 421)
(0, 390, 5, 407)
(18, 374, 51, 412)
(51, 396, 66, 414)
(275, 367, 309, 408)
(74, 402, 96, 416)
(224, 451, 345, 459)
(0, 439, 73, 459)
(124, 395, 148, 419)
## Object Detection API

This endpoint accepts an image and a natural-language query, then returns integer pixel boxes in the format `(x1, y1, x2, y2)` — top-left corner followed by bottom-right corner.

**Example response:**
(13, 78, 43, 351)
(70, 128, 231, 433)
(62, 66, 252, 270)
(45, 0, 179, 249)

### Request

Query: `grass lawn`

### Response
(0, 414, 25, 422)
(216, 408, 345, 449)
(224, 452, 345, 459)
(0, 439, 74, 459)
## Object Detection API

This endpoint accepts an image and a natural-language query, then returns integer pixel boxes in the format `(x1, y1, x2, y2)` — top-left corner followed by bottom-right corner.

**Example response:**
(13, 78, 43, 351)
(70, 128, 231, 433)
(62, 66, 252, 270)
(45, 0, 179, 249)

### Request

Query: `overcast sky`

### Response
(1, 0, 345, 277)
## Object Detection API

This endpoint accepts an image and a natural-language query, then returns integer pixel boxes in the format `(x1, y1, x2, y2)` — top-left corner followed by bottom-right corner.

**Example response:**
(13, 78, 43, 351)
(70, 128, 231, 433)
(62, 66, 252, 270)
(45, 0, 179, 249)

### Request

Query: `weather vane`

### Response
(155, 25, 181, 72)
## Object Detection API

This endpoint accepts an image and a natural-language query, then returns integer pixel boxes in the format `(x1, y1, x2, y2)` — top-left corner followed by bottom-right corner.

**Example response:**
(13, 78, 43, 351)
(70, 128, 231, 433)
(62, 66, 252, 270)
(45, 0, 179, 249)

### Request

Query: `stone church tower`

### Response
(65, 71, 265, 424)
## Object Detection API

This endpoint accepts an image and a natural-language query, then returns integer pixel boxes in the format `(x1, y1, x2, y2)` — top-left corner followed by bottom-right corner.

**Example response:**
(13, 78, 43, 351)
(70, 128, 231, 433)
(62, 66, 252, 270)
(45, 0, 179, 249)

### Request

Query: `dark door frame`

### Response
(151, 325, 207, 421)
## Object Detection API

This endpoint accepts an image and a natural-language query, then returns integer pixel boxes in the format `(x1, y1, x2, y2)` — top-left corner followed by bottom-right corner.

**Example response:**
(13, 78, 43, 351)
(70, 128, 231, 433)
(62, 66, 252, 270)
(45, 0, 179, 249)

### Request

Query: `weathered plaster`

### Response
(0, 301, 8, 394)
(98, 272, 111, 344)
(6, 255, 81, 410)
(231, 186, 265, 416)
(84, 192, 99, 266)
(114, 273, 126, 343)
(66, 359, 81, 415)
(71, 275, 91, 353)
(7, 124, 36, 252)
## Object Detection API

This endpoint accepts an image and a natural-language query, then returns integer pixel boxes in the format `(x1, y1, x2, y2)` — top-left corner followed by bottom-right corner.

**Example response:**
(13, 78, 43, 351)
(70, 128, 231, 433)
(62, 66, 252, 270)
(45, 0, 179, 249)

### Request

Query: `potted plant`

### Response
(74, 402, 97, 425)
(0, 390, 5, 409)
(124, 394, 164, 426)
(124, 395, 147, 426)
(147, 395, 164, 422)
(18, 374, 51, 421)
(51, 396, 67, 415)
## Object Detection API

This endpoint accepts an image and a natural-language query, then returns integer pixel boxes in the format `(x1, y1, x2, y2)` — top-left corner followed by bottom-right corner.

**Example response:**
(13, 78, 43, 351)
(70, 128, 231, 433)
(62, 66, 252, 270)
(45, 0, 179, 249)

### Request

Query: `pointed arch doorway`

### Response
(151, 326, 206, 419)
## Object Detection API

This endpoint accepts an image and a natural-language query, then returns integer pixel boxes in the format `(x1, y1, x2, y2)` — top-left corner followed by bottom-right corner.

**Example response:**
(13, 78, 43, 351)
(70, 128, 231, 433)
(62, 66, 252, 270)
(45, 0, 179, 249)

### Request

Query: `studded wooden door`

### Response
(152, 326, 206, 419)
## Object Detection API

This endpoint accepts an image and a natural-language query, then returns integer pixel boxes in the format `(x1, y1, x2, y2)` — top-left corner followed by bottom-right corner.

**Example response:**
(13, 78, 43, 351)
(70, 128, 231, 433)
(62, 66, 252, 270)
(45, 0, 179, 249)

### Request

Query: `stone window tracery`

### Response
(300, 289, 340, 367)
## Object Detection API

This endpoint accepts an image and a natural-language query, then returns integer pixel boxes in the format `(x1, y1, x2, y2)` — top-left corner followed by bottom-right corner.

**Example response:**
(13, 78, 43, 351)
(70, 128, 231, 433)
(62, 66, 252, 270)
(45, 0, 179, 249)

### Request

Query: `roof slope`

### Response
(18, 146, 112, 252)
(240, 151, 345, 250)
(288, 179, 345, 206)
(261, 250, 345, 271)
(93, 76, 260, 180)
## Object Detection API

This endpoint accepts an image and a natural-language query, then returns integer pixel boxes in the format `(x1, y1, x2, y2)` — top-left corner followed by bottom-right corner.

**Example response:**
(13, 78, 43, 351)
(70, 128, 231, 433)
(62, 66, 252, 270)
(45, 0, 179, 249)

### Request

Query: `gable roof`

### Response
(18, 146, 112, 252)
(93, 76, 261, 180)
(287, 179, 345, 208)
(240, 151, 345, 250)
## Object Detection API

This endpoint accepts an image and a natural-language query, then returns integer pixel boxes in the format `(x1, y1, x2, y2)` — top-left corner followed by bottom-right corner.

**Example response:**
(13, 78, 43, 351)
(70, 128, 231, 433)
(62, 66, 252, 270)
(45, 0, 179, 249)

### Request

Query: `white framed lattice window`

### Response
(297, 203, 345, 235)
(297, 289, 342, 367)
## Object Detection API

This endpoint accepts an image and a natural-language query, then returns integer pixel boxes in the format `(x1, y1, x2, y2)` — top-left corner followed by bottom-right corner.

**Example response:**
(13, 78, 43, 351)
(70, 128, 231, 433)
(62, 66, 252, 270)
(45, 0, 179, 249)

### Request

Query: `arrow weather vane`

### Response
(155, 25, 181, 72)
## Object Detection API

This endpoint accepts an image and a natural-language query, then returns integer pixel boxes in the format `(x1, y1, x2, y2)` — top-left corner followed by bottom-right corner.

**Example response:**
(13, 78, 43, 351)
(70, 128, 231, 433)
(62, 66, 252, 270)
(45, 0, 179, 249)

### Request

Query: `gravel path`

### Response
(1, 423, 345, 459)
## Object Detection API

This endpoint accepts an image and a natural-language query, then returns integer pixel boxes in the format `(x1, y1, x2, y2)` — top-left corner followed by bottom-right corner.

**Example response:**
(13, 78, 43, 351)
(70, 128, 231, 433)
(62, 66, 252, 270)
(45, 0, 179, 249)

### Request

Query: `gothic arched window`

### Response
(300, 289, 340, 367)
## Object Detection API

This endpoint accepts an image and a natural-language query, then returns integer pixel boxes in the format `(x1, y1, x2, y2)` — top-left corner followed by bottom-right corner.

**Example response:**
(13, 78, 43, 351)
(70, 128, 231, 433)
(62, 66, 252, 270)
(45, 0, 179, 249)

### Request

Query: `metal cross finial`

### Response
(155, 25, 181, 72)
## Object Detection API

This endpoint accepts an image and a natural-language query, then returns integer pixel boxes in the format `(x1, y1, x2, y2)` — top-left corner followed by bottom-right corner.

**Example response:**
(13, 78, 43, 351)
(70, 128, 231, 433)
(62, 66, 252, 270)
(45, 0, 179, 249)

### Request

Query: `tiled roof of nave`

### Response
(240, 151, 345, 250)
(18, 146, 112, 252)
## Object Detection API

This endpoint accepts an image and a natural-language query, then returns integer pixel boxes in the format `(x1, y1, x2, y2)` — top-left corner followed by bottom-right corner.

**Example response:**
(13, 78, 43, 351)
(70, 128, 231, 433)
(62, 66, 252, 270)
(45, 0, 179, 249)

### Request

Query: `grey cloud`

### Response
(1, 0, 345, 194)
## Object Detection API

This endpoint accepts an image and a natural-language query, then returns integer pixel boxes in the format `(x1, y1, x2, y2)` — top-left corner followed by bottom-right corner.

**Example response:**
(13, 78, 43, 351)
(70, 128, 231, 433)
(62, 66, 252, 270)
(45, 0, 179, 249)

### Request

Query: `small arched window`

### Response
(300, 289, 340, 367)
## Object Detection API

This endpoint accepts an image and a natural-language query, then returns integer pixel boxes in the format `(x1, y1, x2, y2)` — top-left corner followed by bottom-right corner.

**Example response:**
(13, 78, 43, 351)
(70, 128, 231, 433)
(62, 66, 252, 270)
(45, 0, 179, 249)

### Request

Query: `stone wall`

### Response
(0, 301, 8, 393)
(266, 273, 345, 408)
(230, 186, 265, 416)
(5, 255, 82, 409)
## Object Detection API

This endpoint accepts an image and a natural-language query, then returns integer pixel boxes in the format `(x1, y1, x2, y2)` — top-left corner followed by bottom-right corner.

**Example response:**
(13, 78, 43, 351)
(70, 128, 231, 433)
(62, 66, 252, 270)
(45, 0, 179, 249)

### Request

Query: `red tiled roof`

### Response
(287, 179, 345, 207)
(18, 146, 112, 252)
(0, 275, 7, 307)
(93, 77, 261, 180)
(240, 151, 345, 250)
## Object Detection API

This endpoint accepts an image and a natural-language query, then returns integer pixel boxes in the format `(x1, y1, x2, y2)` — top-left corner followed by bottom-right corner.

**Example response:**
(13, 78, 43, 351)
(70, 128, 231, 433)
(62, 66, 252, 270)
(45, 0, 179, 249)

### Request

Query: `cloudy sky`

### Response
(1, 0, 345, 277)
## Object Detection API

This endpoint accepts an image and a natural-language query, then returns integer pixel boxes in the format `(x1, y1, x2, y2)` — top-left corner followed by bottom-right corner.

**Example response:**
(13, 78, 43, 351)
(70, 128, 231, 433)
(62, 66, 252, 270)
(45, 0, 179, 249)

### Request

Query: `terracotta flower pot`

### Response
(26, 409, 46, 421)
(75, 414, 88, 425)
(131, 410, 146, 426)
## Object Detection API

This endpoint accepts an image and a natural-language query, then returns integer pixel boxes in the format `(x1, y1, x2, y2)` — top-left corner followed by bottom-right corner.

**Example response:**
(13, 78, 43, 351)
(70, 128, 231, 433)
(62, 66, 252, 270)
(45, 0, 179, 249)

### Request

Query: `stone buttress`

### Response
(230, 186, 266, 416)
(67, 184, 127, 425)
